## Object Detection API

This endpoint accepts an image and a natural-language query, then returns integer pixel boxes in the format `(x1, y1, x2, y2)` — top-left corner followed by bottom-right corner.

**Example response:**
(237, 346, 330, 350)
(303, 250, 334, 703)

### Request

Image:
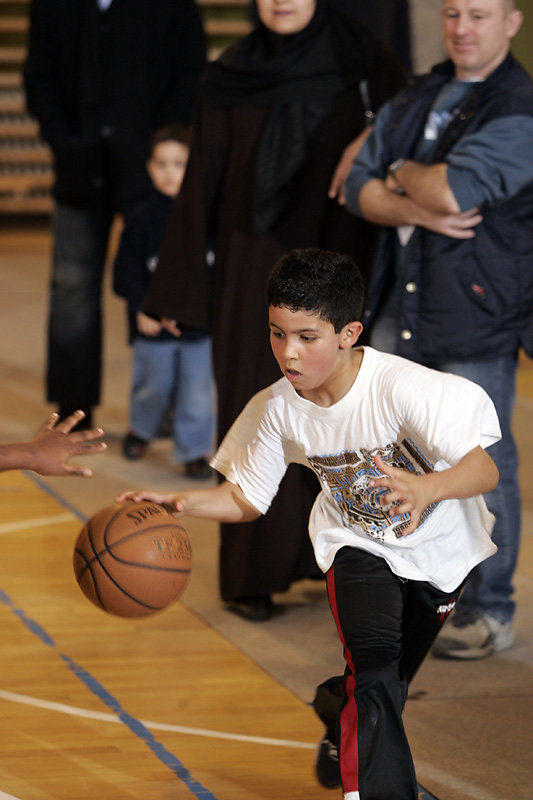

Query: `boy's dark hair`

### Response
(149, 124, 192, 156)
(266, 248, 365, 332)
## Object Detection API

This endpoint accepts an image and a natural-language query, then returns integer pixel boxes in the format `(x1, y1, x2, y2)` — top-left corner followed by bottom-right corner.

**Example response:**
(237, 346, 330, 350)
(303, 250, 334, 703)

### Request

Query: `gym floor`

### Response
(0, 219, 531, 799)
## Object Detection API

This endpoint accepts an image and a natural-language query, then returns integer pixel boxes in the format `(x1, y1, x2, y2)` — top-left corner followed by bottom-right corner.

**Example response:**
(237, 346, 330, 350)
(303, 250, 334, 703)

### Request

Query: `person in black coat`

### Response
(23, 0, 207, 427)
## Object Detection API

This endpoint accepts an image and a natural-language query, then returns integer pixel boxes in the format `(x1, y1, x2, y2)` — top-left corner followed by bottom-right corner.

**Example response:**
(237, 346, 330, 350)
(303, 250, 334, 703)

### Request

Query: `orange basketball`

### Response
(73, 501, 192, 618)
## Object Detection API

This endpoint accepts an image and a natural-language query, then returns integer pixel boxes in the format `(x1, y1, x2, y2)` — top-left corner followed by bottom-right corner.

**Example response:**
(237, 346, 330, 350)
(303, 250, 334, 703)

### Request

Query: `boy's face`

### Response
(147, 140, 189, 197)
(268, 304, 362, 404)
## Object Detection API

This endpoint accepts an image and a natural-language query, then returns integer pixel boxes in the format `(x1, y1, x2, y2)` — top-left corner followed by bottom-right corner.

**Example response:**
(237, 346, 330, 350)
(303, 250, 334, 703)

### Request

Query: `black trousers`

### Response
(316, 547, 461, 800)
(47, 203, 113, 409)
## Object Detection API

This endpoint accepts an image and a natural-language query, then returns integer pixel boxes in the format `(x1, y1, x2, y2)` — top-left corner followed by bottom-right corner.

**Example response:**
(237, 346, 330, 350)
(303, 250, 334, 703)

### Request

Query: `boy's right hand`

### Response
(115, 490, 187, 515)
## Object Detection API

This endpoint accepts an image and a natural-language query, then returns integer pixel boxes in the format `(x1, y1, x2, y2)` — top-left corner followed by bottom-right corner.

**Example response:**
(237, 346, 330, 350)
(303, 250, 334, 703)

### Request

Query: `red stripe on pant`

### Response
(326, 565, 359, 795)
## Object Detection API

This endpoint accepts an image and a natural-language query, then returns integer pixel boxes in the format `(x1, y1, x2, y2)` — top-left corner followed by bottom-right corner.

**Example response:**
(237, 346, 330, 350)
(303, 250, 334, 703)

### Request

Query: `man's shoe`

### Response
(226, 595, 276, 622)
(432, 611, 514, 660)
(315, 735, 341, 789)
(58, 407, 93, 431)
(184, 457, 212, 480)
(122, 432, 148, 461)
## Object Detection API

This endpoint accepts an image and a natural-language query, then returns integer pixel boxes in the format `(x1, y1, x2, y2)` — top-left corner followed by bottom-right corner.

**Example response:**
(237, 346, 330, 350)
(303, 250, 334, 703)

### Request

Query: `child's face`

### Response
(147, 140, 189, 197)
(268, 304, 362, 404)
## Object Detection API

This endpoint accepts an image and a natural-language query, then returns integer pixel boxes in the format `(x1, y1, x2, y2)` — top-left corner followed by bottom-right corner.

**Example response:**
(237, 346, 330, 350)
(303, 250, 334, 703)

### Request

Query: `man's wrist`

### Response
(388, 158, 406, 177)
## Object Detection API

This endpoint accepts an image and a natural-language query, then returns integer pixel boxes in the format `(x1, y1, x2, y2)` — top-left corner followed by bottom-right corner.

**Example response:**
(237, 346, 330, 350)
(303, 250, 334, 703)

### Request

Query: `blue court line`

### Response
(418, 785, 439, 800)
(25, 471, 87, 522)
(4, 473, 219, 800)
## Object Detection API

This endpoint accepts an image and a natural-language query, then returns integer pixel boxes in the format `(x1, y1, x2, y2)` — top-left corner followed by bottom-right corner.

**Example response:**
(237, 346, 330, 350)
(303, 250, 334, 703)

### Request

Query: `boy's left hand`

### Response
(369, 454, 435, 536)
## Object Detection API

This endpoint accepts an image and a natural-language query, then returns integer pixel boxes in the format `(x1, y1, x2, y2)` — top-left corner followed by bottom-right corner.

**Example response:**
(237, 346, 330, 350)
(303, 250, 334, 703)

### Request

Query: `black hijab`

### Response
(201, 0, 381, 232)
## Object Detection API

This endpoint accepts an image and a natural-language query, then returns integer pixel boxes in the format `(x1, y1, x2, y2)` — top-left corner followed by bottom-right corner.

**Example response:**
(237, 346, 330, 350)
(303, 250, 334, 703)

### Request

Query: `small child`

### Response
(114, 125, 214, 479)
(117, 248, 500, 799)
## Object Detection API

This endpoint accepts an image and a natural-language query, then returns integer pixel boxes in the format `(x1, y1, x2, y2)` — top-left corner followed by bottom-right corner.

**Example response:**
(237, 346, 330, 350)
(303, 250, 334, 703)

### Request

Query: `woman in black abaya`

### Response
(145, 0, 406, 620)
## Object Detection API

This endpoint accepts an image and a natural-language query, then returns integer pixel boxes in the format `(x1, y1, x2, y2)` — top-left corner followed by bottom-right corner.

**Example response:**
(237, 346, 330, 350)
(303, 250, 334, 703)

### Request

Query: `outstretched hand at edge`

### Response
(2, 410, 107, 478)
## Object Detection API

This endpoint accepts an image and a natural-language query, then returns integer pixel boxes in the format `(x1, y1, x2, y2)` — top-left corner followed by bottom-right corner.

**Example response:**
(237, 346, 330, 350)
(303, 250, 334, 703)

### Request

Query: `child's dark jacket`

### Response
(113, 191, 208, 344)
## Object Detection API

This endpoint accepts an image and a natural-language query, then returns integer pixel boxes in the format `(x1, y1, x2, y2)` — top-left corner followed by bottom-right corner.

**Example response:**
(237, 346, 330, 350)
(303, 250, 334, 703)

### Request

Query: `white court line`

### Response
(0, 689, 315, 750)
(0, 513, 75, 535)
(0, 690, 505, 799)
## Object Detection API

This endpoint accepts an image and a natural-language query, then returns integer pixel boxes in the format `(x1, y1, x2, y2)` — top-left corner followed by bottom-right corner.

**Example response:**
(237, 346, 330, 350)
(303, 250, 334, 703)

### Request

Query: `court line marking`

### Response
(0, 688, 315, 750)
(0, 513, 75, 535)
(0, 792, 22, 800)
(0, 589, 218, 800)
(24, 472, 86, 521)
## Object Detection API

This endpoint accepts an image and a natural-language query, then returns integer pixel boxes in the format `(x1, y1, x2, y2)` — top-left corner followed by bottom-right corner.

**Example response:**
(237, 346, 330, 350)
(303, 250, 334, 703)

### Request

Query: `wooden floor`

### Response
(0, 470, 326, 800)
(0, 220, 532, 800)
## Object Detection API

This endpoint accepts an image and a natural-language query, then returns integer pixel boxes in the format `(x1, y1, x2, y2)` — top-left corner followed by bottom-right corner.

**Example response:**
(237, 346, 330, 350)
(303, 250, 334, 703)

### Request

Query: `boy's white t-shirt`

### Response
(212, 347, 501, 592)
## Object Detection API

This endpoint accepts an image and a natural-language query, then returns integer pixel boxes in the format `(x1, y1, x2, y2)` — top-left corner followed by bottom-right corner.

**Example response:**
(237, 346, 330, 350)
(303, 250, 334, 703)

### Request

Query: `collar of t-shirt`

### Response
(96, 0, 113, 11)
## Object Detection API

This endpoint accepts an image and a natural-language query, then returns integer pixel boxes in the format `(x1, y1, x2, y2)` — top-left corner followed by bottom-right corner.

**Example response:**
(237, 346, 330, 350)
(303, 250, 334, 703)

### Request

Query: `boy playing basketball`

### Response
(117, 248, 499, 799)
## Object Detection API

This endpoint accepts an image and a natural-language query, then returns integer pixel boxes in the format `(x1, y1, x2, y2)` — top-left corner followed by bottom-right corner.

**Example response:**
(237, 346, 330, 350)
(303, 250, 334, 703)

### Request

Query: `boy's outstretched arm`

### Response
(370, 448, 499, 536)
(116, 479, 262, 524)
(0, 411, 106, 477)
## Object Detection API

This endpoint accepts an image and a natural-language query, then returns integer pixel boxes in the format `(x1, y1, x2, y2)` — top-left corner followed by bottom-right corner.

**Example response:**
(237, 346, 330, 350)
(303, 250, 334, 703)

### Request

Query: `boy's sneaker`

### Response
(122, 432, 148, 460)
(315, 735, 341, 789)
(432, 611, 514, 660)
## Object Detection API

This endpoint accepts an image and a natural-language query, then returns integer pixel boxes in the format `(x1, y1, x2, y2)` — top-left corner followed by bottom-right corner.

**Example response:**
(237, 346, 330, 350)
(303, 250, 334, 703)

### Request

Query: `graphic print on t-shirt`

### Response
(308, 440, 440, 540)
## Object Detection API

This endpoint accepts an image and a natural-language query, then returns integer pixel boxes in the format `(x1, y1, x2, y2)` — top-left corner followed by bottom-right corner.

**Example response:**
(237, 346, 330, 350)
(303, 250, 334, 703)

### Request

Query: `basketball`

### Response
(73, 501, 192, 618)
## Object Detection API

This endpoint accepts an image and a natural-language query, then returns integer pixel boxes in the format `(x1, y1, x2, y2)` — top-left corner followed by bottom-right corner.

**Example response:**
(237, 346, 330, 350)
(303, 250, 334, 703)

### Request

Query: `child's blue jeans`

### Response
(130, 336, 214, 463)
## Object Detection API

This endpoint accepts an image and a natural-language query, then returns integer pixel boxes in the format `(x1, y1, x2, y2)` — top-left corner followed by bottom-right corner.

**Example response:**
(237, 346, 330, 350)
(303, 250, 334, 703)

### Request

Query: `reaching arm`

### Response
(0, 411, 106, 477)
(370, 447, 498, 536)
(116, 479, 262, 524)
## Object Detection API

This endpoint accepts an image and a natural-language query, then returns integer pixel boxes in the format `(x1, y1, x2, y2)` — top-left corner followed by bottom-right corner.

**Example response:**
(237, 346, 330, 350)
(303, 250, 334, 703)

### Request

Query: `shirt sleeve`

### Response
(396, 367, 501, 467)
(344, 99, 395, 216)
(112, 217, 146, 310)
(446, 115, 533, 211)
(210, 391, 293, 515)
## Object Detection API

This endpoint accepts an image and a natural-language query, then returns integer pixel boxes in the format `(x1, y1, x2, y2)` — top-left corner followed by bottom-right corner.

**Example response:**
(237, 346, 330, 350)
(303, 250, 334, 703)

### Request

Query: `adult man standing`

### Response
(344, 0, 533, 659)
(24, 0, 206, 427)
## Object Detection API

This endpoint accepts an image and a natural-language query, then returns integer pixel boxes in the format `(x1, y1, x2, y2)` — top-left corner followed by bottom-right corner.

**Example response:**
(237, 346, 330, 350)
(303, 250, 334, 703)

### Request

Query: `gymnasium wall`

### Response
(409, 0, 533, 75)
(513, 0, 533, 75)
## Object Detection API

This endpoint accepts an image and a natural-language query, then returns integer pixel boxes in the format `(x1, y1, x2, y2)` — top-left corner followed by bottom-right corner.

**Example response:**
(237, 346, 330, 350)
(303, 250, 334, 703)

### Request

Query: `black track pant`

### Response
(316, 547, 461, 800)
